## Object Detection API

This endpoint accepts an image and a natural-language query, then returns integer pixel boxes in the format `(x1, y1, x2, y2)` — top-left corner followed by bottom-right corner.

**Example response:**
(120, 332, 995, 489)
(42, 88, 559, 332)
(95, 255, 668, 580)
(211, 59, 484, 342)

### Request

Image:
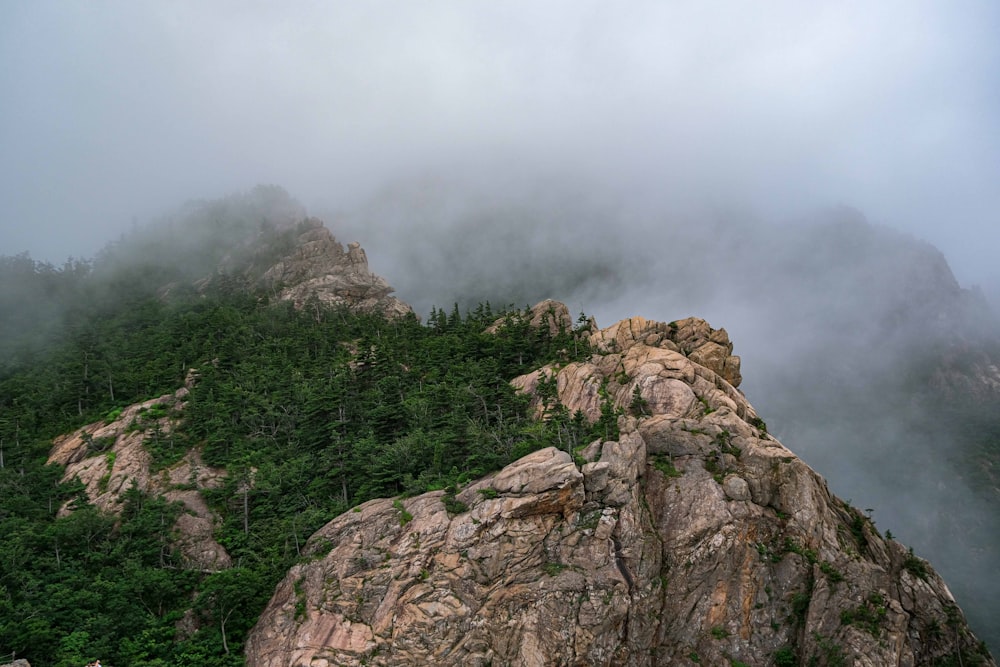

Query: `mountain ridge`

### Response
(2, 187, 998, 664)
(244, 305, 992, 665)
(38, 297, 995, 665)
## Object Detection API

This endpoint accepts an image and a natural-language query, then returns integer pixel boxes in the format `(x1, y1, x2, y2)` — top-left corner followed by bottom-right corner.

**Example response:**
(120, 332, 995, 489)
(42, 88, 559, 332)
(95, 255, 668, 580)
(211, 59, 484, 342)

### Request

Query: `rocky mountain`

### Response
(227, 216, 412, 319)
(7, 191, 996, 664)
(102, 185, 411, 321)
(338, 188, 1000, 648)
(245, 307, 992, 666)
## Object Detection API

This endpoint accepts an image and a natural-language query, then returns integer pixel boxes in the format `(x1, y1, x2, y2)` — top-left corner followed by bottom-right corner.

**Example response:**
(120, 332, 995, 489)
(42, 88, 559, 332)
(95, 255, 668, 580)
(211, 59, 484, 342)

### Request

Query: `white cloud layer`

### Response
(1, 1, 998, 289)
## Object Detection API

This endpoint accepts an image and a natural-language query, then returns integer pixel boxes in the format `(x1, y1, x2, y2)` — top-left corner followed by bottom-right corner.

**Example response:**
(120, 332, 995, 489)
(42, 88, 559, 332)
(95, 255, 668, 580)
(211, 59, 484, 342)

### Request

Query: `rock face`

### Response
(485, 299, 575, 337)
(47, 372, 231, 571)
(246, 305, 993, 666)
(254, 218, 411, 318)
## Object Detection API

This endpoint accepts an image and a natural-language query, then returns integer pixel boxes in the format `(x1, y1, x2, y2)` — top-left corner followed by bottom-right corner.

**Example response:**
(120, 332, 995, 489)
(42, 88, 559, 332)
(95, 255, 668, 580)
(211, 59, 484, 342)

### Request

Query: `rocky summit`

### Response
(245, 306, 992, 667)
(254, 218, 412, 319)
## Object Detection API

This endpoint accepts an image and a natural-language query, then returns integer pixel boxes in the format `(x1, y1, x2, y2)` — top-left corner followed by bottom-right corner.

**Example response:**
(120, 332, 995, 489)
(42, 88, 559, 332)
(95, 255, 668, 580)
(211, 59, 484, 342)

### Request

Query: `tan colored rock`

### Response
(257, 218, 412, 318)
(485, 299, 574, 337)
(247, 310, 993, 666)
(48, 383, 231, 571)
(527, 299, 573, 336)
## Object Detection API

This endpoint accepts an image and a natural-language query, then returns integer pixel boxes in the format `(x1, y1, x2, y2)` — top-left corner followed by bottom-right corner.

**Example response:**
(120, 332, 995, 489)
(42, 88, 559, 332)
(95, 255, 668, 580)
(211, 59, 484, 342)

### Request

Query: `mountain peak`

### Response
(245, 305, 992, 666)
(252, 217, 412, 318)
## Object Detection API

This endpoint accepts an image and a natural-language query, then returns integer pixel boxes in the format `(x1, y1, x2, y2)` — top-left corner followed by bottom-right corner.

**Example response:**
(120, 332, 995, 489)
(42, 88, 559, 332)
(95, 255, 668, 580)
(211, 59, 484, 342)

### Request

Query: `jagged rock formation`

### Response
(245, 306, 993, 666)
(47, 372, 231, 571)
(485, 299, 576, 337)
(253, 218, 412, 318)
(132, 187, 410, 320)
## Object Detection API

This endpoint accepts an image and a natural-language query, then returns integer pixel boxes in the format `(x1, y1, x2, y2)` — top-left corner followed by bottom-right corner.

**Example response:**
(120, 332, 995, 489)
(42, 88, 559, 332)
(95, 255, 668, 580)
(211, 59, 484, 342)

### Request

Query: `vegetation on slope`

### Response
(0, 257, 604, 666)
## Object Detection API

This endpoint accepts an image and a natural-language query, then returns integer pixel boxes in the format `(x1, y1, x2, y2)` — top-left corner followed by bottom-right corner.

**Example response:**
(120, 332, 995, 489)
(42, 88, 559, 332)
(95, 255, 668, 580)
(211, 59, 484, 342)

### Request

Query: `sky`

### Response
(1, 1, 999, 293)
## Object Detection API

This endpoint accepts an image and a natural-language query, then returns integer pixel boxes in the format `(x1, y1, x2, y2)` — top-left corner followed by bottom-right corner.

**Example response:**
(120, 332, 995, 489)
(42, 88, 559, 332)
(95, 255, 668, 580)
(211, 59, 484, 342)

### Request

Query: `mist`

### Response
(336, 174, 1000, 644)
(2, 0, 1000, 646)
(3, 2, 999, 288)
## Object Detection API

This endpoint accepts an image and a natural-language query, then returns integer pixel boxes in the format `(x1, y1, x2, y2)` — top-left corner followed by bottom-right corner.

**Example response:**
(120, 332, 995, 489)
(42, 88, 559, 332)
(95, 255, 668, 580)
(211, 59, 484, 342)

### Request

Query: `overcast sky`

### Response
(2, 1, 998, 291)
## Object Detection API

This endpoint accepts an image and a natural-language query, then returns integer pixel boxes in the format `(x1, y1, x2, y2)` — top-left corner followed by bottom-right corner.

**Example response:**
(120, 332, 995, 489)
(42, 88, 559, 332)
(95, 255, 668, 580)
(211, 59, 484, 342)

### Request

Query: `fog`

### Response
(3, 2, 999, 291)
(2, 0, 1000, 646)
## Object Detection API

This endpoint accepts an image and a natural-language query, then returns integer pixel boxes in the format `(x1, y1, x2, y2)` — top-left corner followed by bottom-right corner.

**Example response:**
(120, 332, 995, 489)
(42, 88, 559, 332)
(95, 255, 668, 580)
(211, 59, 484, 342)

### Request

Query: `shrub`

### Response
(903, 548, 929, 580)
(393, 499, 413, 526)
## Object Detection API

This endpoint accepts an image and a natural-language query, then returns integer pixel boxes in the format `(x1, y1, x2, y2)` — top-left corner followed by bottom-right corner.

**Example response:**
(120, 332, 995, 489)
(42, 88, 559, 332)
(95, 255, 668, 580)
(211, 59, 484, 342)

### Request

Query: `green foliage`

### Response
(808, 633, 847, 667)
(784, 538, 818, 564)
(651, 453, 683, 478)
(847, 506, 870, 552)
(791, 572, 815, 628)
(840, 592, 888, 637)
(755, 541, 781, 563)
(0, 261, 594, 666)
(630, 385, 651, 417)
(714, 429, 741, 458)
(85, 434, 116, 454)
(903, 547, 929, 580)
(698, 395, 716, 416)
(594, 380, 621, 441)
(441, 488, 468, 515)
(393, 499, 413, 526)
(791, 590, 812, 626)
(710, 625, 730, 639)
(541, 562, 567, 576)
(774, 646, 798, 667)
(819, 561, 844, 584)
(704, 453, 725, 483)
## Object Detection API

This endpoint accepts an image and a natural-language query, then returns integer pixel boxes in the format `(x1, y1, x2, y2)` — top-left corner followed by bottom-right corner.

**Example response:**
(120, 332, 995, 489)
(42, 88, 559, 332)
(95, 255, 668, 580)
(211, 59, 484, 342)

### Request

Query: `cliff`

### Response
(245, 308, 993, 666)
(245, 217, 412, 319)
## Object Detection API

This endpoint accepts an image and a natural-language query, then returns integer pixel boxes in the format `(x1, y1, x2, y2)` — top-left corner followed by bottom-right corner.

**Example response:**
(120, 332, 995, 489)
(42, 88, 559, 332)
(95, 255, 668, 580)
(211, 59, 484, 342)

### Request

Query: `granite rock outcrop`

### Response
(47, 372, 231, 571)
(254, 218, 412, 319)
(245, 305, 993, 666)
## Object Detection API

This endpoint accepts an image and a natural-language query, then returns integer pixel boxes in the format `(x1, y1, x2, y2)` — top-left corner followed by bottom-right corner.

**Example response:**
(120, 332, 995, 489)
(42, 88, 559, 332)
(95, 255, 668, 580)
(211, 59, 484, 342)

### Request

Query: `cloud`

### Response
(2, 2, 999, 271)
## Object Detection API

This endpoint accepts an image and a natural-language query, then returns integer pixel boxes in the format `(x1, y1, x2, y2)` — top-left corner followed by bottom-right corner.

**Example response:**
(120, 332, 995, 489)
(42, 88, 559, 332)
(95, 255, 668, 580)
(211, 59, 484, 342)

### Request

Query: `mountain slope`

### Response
(2, 191, 995, 664)
(337, 188, 1000, 647)
(247, 311, 993, 666)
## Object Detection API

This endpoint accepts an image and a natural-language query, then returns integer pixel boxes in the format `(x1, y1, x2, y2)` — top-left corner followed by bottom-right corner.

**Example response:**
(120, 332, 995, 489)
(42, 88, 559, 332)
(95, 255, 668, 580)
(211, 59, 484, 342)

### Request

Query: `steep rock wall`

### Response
(246, 309, 993, 666)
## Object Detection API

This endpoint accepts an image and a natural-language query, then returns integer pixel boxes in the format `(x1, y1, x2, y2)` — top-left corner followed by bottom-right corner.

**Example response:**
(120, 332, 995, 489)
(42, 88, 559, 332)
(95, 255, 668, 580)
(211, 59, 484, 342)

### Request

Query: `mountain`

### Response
(245, 310, 992, 666)
(0, 188, 996, 665)
(337, 184, 1000, 649)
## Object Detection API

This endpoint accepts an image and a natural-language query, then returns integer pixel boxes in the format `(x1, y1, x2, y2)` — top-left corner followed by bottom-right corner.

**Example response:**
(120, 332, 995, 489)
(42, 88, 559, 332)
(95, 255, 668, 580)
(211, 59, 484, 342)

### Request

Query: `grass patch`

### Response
(393, 499, 413, 526)
(840, 592, 887, 637)
(820, 561, 844, 583)
(903, 548, 929, 580)
(652, 453, 683, 478)
(542, 562, 567, 576)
